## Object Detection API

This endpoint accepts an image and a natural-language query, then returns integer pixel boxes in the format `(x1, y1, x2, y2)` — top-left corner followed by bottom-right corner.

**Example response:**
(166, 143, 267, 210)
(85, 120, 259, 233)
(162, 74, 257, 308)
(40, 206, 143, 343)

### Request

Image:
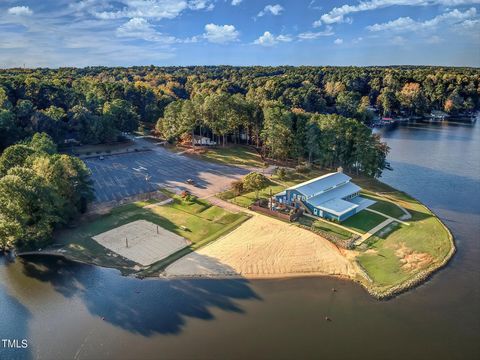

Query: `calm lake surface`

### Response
(1, 119, 479, 360)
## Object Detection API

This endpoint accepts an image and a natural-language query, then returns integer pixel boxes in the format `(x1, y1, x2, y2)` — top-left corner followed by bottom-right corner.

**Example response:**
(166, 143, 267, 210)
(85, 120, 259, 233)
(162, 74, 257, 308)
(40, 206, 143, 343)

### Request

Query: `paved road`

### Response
(85, 146, 249, 203)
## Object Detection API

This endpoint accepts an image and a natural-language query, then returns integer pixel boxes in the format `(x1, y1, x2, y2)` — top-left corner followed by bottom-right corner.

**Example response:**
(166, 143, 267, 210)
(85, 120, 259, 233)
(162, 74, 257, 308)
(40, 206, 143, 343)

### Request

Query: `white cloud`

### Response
(334, 38, 344, 44)
(189, 0, 215, 10)
(257, 4, 284, 17)
(253, 31, 292, 46)
(298, 26, 334, 39)
(91, 0, 215, 20)
(313, 0, 480, 27)
(203, 23, 240, 43)
(232, 0, 243, 5)
(367, 7, 477, 32)
(7, 6, 33, 16)
(116, 17, 176, 43)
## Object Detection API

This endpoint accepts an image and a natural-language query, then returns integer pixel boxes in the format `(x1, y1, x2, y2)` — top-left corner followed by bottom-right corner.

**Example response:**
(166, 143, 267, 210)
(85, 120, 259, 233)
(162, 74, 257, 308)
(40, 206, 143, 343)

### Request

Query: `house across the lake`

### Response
(273, 171, 375, 222)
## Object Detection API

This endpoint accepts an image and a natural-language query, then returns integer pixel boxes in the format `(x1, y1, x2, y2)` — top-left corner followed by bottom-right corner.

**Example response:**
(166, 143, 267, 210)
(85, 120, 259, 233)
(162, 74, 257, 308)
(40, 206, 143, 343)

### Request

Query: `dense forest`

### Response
(0, 66, 479, 173)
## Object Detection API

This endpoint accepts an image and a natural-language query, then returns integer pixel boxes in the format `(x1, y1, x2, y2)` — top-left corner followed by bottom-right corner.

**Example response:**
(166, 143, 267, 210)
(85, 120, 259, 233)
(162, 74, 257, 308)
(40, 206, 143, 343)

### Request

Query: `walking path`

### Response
(354, 218, 394, 246)
(365, 208, 411, 225)
(204, 195, 254, 215)
(354, 209, 411, 246)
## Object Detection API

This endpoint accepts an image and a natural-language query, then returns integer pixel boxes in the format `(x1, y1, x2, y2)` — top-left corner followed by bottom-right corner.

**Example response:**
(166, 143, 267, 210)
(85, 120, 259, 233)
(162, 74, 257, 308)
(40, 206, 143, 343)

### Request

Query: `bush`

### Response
(275, 167, 287, 180)
(231, 180, 244, 196)
(295, 164, 311, 174)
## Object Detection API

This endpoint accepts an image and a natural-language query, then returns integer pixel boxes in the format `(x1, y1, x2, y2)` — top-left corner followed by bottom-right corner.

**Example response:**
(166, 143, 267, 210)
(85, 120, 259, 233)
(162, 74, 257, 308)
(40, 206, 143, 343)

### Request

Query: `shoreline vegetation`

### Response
(16, 167, 455, 300)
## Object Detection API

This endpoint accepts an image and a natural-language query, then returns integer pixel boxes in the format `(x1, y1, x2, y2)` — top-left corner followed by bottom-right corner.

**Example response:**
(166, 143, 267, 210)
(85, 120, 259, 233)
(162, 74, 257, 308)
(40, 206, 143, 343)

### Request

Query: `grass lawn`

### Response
(54, 195, 249, 275)
(199, 146, 266, 168)
(356, 191, 453, 294)
(218, 180, 285, 208)
(298, 216, 354, 241)
(362, 192, 406, 219)
(341, 210, 387, 234)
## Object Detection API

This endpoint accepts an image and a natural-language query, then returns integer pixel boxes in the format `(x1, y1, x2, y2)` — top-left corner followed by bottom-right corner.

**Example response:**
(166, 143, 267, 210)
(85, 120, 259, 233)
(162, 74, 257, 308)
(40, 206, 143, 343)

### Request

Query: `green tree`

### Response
(0, 144, 36, 176)
(305, 115, 321, 164)
(103, 99, 140, 133)
(261, 102, 293, 160)
(0, 109, 19, 149)
(243, 172, 269, 200)
(31, 154, 93, 220)
(0, 167, 60, 249)
(30, 132, 57, 154)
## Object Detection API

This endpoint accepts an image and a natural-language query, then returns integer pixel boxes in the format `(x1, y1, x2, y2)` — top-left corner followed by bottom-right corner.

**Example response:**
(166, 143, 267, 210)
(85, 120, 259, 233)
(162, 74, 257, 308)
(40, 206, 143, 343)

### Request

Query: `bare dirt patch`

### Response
(93, 220, 190, 266)
(395, 243, 433, 271)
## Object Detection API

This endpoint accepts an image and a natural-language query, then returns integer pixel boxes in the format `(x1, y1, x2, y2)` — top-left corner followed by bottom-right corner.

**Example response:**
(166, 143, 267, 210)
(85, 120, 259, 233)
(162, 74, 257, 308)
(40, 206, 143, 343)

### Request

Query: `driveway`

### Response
(85, 146, 249, 203)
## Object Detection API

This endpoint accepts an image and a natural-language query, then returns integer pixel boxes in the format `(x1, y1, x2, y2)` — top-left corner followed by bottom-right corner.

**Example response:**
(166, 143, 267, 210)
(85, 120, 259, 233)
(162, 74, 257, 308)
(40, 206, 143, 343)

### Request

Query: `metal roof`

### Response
(308, 181, 361, 207)
(289, 172, 352, 197)
(316, 198, 358, 217)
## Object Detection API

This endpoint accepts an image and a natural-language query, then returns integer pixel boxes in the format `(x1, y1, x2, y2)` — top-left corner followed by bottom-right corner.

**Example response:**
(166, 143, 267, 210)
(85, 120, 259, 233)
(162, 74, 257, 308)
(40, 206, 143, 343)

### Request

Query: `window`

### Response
(314, 208, 318, 215)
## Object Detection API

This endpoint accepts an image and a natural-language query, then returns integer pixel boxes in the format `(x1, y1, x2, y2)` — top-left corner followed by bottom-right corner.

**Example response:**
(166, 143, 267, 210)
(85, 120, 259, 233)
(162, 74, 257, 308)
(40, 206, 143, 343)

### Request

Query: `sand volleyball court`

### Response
(93, 220, 190, 266)
(165, 215, 358, 279)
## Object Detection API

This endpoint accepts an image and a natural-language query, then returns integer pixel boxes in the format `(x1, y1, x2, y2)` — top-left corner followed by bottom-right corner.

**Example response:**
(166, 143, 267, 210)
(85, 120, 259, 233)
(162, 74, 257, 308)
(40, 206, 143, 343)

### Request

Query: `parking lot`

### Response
(85, 147, 249, 203)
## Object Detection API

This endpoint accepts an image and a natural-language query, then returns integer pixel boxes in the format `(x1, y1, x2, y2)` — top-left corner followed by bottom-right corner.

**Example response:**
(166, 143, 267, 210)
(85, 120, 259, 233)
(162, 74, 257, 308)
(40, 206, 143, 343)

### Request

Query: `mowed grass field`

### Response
(342, 210, 387, 234)
(54, 195, 249, 274)
(361, 192, 406, 219)
(218, 180, 285, 208)
(199, 146, 266, 168)
(356, 190, 453, 294)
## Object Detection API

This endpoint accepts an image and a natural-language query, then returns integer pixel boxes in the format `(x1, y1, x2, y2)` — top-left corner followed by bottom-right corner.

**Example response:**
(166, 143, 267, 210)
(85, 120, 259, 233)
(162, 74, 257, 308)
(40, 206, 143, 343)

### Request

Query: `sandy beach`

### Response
(164, 215, 359, 279)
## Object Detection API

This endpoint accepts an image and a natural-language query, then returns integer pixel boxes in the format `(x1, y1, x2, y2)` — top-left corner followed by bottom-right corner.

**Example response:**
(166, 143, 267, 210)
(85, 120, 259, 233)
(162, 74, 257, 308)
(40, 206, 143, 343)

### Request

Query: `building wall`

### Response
(275, 188, 361, 222)
(339, 208, 357, 222)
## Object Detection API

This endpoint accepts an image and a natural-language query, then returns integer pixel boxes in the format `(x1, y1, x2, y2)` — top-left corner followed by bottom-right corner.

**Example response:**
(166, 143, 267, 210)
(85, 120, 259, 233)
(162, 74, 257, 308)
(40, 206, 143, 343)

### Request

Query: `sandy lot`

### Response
(165, 215, 359, 279)
(93, 220, 190, 266)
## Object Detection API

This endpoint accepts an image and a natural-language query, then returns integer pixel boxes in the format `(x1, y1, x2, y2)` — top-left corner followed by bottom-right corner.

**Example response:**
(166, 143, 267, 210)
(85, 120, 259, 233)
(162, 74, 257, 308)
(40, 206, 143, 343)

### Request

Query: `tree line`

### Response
(0, 133, 93, 250)
(156, 94, 388, 177)
(1, 66, 478, 151)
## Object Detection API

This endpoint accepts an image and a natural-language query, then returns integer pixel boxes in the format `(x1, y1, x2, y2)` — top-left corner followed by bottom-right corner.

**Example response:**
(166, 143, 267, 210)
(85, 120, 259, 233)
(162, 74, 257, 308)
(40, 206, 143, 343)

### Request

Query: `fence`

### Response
(249, 202, 303, 222)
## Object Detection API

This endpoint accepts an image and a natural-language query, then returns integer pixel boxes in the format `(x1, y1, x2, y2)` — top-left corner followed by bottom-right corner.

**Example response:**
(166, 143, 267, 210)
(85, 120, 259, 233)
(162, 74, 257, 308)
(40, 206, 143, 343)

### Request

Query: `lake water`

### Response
(1, 119, 479, 360)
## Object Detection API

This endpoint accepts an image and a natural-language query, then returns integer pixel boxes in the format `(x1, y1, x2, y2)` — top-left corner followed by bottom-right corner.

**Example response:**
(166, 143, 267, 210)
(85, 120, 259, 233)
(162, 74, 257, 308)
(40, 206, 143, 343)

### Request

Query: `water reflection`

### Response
(18, 256, 260, 336)
(0, 272, 32, 360)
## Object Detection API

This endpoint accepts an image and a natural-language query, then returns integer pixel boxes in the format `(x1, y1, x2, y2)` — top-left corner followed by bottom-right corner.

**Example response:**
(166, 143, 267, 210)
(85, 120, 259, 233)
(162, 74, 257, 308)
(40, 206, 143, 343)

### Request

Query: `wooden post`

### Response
(270, 188, 273, 210)
(157, 225, 159, 234)
(125, 237, 129, 248)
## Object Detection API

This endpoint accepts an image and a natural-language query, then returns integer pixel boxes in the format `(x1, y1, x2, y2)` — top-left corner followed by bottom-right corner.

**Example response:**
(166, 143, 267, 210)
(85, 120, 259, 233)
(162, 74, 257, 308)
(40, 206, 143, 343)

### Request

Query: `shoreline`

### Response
(17, 227, 454, 300)
(16, 180, 456, 300)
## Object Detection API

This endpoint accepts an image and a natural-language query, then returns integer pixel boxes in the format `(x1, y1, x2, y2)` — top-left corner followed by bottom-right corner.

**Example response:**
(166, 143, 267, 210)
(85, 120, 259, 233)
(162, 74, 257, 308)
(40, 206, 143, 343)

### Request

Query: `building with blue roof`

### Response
(273, 171, 375, 222)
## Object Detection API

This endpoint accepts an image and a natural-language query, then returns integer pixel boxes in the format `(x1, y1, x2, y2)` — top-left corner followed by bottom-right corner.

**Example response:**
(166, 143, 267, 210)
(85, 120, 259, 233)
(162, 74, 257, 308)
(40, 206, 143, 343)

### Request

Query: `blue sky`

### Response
(0, 0, 479, 68)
